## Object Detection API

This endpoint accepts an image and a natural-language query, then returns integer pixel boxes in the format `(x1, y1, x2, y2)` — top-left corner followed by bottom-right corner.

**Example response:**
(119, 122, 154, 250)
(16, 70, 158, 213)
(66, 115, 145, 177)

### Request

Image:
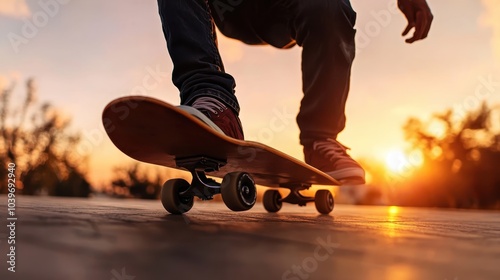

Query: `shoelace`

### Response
(312, 138, 351, 161)
(192, 97, 227, 115)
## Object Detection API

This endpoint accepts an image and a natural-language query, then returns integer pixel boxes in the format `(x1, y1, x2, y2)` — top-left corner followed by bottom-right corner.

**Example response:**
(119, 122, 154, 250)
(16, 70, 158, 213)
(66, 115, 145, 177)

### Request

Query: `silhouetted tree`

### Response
(0, 79, 91, 197)
(110, 163, 164, 199)
(395, 103, 500, 209)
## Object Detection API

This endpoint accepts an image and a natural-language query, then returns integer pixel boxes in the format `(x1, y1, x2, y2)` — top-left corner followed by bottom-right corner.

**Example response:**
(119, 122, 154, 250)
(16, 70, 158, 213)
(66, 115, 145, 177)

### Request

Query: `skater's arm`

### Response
(397, 0, 433, 43)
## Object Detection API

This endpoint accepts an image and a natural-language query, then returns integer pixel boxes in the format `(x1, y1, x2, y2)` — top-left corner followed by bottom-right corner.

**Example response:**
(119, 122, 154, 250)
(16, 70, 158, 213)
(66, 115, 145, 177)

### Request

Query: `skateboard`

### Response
(102, 96, 340, 214)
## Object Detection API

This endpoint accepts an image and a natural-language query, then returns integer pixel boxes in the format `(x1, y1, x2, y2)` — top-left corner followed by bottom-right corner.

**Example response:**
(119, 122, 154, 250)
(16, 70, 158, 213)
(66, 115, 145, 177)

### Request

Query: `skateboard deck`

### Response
(103, 96, 339, 214)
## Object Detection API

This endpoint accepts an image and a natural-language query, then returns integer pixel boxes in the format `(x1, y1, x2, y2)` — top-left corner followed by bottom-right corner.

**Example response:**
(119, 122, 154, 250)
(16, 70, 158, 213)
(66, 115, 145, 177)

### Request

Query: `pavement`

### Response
(0, 195, 499, 280)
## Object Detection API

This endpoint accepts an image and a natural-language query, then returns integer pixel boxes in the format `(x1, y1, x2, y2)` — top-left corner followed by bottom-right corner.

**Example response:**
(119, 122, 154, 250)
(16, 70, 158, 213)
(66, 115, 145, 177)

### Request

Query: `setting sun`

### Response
(388, 206, 399, 215)
(385, 149, 423, 174)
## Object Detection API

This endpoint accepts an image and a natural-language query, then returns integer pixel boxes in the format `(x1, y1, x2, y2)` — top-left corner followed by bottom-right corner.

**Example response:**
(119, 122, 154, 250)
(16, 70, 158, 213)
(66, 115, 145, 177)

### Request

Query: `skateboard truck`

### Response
(280, 183, 314, 206)
(161, 155, 257, 214)
(175, 156, 227, 200)
(263, 183, 334, 214)
(175, 156, 227, 173)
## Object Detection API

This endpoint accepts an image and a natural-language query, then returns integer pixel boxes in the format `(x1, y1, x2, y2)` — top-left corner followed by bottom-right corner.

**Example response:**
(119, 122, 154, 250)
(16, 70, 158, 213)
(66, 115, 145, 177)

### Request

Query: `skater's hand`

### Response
(398, 0, 433, 43)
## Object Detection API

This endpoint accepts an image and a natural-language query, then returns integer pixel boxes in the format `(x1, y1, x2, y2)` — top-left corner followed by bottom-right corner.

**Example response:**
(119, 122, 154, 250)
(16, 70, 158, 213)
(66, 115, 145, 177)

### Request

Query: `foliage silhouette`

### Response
(0, 79, 91, 197)
(391, 103, 500, 209)
(110, 163, 170, 199)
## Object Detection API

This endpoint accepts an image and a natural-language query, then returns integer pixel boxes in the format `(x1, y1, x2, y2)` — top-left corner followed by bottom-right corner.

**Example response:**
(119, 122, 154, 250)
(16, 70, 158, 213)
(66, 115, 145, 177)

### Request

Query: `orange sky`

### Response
(1, 0, 499, 186)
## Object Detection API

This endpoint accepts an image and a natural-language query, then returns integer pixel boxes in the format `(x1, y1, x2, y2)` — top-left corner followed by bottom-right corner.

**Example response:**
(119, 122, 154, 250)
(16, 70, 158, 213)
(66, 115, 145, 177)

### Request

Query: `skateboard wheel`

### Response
(221, 172, 257, 211)
(263, 190, 282, 213)
(161, 179, 194, 214)
(315, 190, 334, 214)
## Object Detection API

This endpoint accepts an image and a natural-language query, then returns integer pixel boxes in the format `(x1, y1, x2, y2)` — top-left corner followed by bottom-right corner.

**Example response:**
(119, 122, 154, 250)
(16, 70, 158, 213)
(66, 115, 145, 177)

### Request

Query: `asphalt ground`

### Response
(0, 196, 499, 280)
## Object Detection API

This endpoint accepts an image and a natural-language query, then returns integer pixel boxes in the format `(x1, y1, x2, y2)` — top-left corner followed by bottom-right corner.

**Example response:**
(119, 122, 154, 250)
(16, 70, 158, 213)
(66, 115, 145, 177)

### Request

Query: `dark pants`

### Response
(158, 0, 357, 145)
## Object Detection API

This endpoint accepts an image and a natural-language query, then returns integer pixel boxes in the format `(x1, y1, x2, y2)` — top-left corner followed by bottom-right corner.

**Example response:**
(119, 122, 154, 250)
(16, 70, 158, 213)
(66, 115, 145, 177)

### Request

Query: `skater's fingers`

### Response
(406, 12, 424, 43)
(421, 9, 434, 39)
(405, 1, 433, 43)
(406, 10, 433, 43)
(402, 23, 414, 37)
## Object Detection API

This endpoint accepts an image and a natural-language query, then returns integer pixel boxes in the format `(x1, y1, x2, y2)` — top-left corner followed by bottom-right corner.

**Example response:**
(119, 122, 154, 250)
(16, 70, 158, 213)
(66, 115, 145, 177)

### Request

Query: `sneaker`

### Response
(178, 96, 244, 140)
(304, 138, 365, 184)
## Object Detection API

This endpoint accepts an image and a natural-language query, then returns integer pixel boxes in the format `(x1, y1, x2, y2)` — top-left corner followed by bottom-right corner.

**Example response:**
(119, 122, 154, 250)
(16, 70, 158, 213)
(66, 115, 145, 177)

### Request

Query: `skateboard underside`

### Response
(103, 96, 339, 214)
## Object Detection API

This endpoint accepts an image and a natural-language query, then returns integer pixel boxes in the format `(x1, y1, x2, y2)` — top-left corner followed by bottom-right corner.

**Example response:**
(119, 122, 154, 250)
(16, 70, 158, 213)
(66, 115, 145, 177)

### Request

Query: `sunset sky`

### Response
(1, 0, 499, 186)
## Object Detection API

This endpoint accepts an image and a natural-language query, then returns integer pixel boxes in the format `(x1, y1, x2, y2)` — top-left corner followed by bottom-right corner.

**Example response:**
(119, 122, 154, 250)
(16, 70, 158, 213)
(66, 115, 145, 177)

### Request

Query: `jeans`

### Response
(158, 0, 357, 145)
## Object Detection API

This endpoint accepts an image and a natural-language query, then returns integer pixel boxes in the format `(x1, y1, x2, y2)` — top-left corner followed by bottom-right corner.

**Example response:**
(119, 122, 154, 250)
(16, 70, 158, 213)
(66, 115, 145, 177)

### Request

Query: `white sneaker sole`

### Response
(177, 105, 226, 136)
(326, 168, 366, 185)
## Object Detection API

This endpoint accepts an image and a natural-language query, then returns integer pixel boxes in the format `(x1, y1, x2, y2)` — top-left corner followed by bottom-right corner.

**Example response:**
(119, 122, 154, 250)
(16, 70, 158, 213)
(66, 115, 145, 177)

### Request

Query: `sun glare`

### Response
(385, 149, 423, 174)
(385, 149, 408, 173)
(388, 206, 399, 215)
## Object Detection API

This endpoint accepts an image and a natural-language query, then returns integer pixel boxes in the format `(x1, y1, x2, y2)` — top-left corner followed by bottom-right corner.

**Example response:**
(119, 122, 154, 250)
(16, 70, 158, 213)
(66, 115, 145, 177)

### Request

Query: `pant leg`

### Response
(209, 0, 295, 48)
(157, 0, 240, 113)
(294, 0, 357, 145)
(213, 0, 357, 145)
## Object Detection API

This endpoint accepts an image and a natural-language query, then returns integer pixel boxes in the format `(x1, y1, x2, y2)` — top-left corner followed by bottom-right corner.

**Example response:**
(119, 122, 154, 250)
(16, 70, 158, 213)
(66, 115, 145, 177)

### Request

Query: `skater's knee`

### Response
(299, 0, 356, 30)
